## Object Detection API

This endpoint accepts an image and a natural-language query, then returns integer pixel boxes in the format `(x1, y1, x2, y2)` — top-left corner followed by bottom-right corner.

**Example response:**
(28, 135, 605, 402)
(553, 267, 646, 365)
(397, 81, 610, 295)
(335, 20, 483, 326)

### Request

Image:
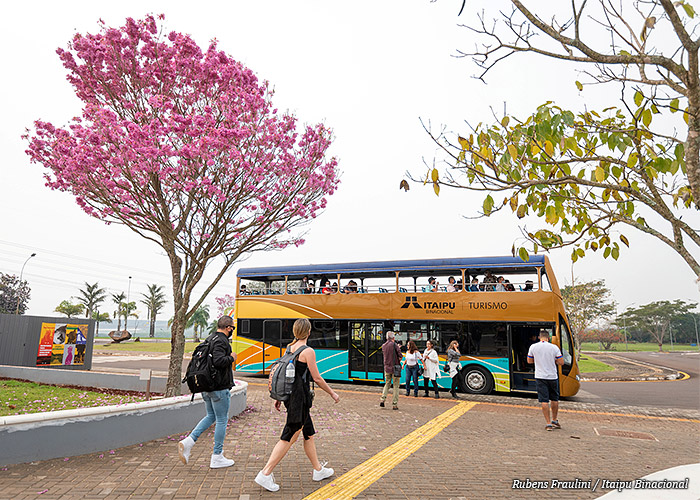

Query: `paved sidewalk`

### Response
(1, 380, 698, 500)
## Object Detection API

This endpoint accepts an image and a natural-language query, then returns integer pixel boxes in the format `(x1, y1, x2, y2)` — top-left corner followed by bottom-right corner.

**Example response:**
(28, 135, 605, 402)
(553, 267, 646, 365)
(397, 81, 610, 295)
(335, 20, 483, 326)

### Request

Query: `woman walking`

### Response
(422, 339, 440, 398)
(403, 340, 421, 397)
(447, 340, 461, 398)
(255, 319, 340, 492)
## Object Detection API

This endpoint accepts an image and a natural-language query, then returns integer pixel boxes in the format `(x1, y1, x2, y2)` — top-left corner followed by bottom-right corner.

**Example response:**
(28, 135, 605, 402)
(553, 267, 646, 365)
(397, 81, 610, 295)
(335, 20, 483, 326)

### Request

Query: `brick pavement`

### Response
(0, 380, 698, 500)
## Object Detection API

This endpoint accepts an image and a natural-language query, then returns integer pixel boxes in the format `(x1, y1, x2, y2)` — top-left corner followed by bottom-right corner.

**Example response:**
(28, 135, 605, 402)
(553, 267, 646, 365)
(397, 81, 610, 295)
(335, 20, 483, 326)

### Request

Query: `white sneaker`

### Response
(178, 436, 195, 465)
(312, 462, 335, 481)
(210, 453, 234, 469)
(255, 470, 280, 492)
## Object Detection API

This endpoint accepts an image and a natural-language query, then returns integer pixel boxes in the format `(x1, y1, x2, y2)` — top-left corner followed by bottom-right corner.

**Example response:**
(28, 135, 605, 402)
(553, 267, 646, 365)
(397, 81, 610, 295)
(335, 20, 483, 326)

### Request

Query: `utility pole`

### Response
(125, 276, 132, 332)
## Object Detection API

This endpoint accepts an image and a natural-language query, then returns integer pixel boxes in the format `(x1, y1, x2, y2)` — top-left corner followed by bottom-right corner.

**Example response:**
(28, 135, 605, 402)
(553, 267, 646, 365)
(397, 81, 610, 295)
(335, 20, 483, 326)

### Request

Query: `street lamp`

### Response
(125, 276, 132, 332)
(621, 302, 635, 352)
(15, 253, 36, 314)
(692, 314, 699, 351)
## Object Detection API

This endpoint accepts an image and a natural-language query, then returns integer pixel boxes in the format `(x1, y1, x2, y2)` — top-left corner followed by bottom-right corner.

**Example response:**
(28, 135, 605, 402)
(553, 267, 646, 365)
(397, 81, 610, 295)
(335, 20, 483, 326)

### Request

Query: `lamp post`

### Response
(692, 314, 699, 351)
(621, 302, 635, 352)
(125, 276, 132, 333)
(15, 253, 36, 314)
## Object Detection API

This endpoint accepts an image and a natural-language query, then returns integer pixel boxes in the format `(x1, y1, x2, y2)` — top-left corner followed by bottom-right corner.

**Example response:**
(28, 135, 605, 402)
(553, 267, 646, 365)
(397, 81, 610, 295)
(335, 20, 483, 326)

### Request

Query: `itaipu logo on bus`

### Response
(401, 296, 455, 314)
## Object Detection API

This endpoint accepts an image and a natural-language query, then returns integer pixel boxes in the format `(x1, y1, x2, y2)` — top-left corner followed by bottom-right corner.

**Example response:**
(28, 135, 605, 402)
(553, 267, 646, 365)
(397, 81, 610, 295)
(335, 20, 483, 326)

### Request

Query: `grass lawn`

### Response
(94, 341, 199, 354)
(580, 342, 697, 352)
(0, 379, 149, 417)
(578, 355, 614, 373)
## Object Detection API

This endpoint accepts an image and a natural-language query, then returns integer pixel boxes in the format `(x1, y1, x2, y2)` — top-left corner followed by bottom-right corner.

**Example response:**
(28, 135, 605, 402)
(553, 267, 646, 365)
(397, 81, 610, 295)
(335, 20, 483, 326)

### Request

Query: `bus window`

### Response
(558, 315, 574, 374)
(241, 319, 263, 342)
(467, 322, 508, 356)
(310, 320, 340, 348)
(394, 320, 429, 350)
(541, 272, 552, 292)
(435, 322, 463, 352)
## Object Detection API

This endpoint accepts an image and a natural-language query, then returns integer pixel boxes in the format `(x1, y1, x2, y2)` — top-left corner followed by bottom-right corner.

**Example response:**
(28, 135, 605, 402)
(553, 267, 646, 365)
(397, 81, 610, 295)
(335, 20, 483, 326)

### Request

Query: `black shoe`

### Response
(450, 391, 457, 398)
(423, 393, 430, 397)
(434, 393, 440, 399)
(379, 401, 385, 407)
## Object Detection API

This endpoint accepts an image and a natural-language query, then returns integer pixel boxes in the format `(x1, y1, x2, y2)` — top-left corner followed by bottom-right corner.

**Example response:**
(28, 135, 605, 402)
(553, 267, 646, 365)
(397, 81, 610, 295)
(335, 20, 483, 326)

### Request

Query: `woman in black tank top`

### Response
(254, 319, 341, 493)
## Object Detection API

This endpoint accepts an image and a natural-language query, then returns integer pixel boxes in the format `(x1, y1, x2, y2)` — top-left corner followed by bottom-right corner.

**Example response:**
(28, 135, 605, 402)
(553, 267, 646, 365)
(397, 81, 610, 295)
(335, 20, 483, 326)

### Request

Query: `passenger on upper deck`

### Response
(320, 279, 333, 295)
(495, 276, 506, 292)
(240, 284, 249, 295)
(446, 276, 457, 293)
(524, 280, 534, 291)
(469, 278, 480, 292)
(455, 279, 463, 291)
(427, 277, 438, 292)
(331, 282, 338, 294)
(300, 276, 312, 294)
(483, 270, 497, 291)
(505, 280, 515, 292)
(343, 280, 358, 293)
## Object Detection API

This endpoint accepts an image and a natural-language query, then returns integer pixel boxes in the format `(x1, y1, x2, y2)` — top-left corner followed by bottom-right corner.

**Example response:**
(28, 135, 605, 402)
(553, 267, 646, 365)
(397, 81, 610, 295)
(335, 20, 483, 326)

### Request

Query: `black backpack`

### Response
(182, 334, 221, 400)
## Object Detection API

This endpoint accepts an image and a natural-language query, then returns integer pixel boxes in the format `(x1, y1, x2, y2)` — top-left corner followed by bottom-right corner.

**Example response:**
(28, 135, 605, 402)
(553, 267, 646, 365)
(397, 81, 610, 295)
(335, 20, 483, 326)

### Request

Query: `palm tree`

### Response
(92, 311, 111, 336)
(187, 305, 210, 342)
(119, 301, 139, 331)
(75, 282, 106, 319)
(140, 284, 167, 338)
(111, 292, 126, 331)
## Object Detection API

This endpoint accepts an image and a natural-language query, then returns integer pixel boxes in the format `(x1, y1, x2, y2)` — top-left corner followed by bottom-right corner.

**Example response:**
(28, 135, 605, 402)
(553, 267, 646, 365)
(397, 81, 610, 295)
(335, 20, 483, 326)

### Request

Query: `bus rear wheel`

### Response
(460, 365, 494, 394)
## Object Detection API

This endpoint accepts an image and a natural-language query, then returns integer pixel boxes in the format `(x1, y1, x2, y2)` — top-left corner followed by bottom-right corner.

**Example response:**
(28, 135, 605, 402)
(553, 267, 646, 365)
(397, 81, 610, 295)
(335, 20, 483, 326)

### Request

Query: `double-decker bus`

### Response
(232, 256, 580, 396)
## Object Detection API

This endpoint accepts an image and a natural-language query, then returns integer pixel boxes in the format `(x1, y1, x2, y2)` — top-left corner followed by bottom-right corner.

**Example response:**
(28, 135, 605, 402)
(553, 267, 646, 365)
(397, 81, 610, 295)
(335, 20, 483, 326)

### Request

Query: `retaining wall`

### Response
(0, 366, 248, 466)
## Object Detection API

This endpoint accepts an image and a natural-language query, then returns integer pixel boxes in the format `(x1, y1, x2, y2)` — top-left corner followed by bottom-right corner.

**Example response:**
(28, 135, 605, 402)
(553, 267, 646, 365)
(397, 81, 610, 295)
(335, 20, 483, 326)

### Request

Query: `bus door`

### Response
(262, 320, 282, 371)
(509, 323, 553, 392)
(349, 322, 385, 380)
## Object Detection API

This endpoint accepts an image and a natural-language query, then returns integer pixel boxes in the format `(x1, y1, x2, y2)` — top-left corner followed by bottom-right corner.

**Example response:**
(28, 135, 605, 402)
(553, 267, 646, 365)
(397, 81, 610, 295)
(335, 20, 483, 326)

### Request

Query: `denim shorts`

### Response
(535, 378, 559, 403)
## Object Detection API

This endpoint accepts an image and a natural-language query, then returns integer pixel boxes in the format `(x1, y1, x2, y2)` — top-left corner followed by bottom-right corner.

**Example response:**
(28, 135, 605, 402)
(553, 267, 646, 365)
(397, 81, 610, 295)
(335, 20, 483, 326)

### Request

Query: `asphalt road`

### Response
(573, 351, 700, 410)
(90, 349, 700, 410)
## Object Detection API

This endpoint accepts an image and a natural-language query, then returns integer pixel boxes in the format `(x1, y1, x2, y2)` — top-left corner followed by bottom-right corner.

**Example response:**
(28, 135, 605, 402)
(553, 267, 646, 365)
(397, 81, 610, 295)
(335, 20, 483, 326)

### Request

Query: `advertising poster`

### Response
(37, 322, 88, 367)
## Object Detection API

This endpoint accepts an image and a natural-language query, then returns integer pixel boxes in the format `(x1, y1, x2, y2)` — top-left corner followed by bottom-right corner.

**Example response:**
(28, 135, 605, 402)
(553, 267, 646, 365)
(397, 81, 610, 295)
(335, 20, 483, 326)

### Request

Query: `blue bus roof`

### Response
(237, 255, 545, 278)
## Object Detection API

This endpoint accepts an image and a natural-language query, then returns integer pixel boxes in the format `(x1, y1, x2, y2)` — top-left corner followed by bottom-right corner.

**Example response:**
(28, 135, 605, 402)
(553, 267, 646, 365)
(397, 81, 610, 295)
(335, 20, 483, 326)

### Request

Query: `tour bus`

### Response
(232, 256, 580, 396)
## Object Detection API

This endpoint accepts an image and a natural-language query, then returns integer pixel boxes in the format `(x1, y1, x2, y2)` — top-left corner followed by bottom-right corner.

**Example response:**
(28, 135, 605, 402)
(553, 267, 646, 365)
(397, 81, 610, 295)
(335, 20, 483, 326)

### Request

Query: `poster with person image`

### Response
(37, 322, 88, 366)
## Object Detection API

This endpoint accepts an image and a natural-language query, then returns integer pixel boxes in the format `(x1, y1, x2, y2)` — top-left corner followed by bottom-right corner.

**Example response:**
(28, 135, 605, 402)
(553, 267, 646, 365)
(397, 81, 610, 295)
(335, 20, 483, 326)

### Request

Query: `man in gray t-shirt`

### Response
(527, 329, 564, 431)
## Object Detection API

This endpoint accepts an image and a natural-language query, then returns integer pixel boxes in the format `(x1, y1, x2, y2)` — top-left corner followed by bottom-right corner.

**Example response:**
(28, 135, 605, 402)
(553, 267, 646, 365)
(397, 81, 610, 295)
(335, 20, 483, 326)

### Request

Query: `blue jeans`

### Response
(405, 364, 420, 396)
(189, 389, 230, 455)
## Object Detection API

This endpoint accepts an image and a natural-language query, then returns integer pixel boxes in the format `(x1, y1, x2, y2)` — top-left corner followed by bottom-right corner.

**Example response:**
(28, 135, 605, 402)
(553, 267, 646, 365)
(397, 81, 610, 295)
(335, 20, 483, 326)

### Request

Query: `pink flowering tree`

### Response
(25, 16, 339, 395)
(215, 294, 236, 317)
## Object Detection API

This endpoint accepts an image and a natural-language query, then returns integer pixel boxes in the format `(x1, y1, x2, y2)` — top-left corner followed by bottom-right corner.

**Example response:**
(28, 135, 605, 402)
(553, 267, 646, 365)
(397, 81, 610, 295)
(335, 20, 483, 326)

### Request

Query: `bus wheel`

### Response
(460, 365, 493, 394)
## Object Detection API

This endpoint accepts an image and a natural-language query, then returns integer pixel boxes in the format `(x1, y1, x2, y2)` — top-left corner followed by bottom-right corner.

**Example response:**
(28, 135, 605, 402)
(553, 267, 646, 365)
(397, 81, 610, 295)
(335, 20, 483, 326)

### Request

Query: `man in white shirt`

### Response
(527, 329, 565, 431)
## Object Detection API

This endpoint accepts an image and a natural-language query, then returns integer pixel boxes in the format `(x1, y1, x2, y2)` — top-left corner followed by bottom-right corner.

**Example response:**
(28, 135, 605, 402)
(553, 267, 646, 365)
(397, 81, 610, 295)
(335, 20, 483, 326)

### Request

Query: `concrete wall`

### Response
(0, 381, 248, 466)
(0, 364, 187, 394)
(0, 314, 95, 370)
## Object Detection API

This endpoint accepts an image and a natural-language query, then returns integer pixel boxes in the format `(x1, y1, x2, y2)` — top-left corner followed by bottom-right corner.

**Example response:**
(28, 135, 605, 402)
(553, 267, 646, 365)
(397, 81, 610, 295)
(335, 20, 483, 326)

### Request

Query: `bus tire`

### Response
(460, 365, 493, 394)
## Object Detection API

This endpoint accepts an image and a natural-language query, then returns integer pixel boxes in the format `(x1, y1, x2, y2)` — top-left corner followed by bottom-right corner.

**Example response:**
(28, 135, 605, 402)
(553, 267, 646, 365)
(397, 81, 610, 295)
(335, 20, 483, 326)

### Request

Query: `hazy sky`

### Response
(1, 0, 697, 322)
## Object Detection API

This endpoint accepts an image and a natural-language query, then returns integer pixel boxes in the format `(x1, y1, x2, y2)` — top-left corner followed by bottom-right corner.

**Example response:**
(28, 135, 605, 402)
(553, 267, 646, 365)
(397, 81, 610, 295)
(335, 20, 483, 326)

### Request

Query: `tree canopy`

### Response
(0, 273, 31, 315)
(415, 0, 699, 277)
(25, 15, 339, 395)
(617, 299, 697, 350)
(54, 300, 85, 318)
(561, 279, 616, 352)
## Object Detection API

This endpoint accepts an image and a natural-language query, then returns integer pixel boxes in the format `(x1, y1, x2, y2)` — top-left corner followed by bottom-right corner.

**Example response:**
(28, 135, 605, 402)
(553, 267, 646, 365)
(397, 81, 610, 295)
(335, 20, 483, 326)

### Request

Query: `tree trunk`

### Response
(166, 303, 187, 397)
(149, 311, 155, 338)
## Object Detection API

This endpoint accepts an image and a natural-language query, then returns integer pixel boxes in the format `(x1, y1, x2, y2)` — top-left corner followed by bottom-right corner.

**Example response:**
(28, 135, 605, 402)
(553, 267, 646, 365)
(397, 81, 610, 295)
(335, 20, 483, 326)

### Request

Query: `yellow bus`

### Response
(233, 256, 580, 396)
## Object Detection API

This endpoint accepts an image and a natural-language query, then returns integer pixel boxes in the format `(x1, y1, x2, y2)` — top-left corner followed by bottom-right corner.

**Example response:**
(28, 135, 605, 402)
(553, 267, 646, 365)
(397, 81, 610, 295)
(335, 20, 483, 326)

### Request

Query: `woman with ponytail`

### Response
(255, 319, 340, 492)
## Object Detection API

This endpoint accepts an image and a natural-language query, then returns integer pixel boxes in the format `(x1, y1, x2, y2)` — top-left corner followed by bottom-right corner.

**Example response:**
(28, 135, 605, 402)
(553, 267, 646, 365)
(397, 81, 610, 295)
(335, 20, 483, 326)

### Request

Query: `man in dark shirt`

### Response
(380, 331, 402, 410)
(178, 316, 237, 468)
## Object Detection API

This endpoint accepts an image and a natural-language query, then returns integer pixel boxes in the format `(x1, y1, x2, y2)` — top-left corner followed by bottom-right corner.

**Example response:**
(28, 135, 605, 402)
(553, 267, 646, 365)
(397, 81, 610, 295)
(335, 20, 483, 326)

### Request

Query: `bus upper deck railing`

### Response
(239, 282, 542, 296)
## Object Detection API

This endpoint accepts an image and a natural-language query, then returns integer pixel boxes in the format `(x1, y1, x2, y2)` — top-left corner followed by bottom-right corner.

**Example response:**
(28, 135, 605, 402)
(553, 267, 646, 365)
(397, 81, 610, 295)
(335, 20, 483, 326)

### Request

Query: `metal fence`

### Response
(0, 314, 94, 370)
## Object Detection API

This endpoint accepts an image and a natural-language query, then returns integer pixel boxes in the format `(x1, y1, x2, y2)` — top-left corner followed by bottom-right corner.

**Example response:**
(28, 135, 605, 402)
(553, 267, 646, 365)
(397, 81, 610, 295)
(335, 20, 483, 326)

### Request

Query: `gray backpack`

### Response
(268, 345, 309, 401)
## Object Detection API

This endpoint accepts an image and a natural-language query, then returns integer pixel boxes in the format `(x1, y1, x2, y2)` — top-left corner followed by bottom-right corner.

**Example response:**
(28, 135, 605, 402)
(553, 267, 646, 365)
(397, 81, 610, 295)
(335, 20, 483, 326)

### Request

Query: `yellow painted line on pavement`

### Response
(304, 402, 477, 500)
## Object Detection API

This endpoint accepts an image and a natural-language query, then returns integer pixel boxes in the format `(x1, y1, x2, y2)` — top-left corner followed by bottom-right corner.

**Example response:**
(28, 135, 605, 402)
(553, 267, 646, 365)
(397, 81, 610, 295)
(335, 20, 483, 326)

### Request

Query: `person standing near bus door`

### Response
(422, 340, 440, 398)
(447, 340, 461, 398)
(380, 331, 402, 410)
(255, 319, 340, 492)
(403, 340, 421, 397)
(527, 329, 565, 431)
